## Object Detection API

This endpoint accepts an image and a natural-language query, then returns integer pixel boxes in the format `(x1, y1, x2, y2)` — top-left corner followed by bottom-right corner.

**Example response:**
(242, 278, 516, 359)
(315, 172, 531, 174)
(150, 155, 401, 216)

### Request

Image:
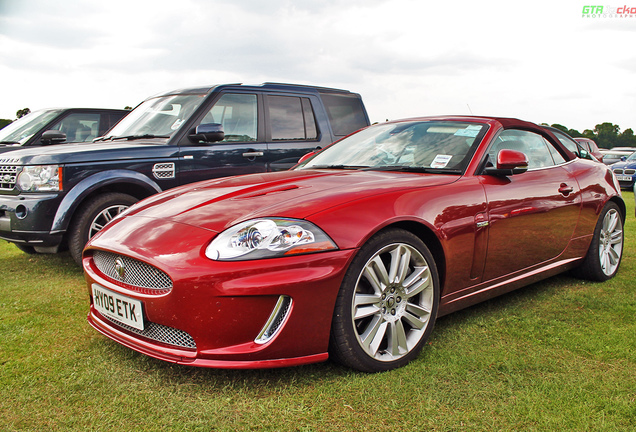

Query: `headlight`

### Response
(17, 165, 62, 192)
(206, 218, 338, 261)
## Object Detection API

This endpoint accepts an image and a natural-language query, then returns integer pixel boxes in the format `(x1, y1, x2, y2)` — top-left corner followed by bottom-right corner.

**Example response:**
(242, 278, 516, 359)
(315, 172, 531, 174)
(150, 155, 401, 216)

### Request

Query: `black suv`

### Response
(0, 83, 369, 264)
(0, 108, 128, 153)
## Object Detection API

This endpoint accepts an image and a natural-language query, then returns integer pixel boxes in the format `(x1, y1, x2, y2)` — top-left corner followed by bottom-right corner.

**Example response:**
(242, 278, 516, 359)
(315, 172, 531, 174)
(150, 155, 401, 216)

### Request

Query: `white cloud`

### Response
(0, 0, 635, 132)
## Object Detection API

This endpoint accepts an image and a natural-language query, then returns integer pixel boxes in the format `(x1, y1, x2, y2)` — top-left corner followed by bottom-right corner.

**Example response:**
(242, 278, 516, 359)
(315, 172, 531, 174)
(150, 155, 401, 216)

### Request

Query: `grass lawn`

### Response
(1, 193, 634, 431)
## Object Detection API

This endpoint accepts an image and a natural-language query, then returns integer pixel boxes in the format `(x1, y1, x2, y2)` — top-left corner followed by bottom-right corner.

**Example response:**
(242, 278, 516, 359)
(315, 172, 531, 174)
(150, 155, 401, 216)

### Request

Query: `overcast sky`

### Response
(1, 0, 635, 132)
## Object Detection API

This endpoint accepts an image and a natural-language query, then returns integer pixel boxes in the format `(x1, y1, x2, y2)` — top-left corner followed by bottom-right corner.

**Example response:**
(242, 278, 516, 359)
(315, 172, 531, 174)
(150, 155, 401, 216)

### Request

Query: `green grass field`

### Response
(1, 193, 634, 431)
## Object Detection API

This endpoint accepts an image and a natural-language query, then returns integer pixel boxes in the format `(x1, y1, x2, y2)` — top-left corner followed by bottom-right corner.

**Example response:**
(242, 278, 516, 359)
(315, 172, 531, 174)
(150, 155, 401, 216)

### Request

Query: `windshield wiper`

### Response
(365, 166, 463, 174)
(305, 164, 369, 170)
(0, 141, 20, 145)
(110, 134, 171, 141)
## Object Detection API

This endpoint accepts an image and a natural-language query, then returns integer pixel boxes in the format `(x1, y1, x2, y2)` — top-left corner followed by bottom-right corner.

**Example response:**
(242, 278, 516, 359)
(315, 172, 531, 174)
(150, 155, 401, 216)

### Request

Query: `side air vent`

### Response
(255, 295, 292, 344)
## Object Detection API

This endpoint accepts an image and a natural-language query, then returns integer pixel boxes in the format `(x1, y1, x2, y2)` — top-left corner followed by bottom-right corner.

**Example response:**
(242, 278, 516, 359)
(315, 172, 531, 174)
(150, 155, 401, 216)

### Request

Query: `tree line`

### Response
(549, 122, 635, 149)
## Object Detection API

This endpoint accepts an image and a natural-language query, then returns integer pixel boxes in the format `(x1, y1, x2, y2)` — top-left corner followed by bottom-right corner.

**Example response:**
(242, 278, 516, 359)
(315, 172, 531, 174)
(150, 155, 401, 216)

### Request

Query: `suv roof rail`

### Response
(260, 82, 355, 94)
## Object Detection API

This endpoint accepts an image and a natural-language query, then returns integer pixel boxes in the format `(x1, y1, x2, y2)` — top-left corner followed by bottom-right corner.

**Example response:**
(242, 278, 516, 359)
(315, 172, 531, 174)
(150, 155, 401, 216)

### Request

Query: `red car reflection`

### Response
(84, 116, 625, 372)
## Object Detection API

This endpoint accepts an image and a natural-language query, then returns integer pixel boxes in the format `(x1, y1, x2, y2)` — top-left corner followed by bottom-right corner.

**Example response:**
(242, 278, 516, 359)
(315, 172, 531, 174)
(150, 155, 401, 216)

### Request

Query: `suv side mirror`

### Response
(484, 149, 529, 176)
(41, 130, 67, 145)
(188, 123, 225, 143)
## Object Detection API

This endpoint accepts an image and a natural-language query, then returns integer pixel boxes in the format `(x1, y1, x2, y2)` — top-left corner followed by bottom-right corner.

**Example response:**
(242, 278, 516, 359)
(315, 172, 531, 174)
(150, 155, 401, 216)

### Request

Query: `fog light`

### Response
(15, 204, 28, 219)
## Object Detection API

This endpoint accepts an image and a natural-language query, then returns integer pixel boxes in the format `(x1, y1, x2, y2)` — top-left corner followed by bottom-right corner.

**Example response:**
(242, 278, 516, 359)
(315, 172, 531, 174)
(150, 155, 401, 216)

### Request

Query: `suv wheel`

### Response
(68, 192, 138, 265)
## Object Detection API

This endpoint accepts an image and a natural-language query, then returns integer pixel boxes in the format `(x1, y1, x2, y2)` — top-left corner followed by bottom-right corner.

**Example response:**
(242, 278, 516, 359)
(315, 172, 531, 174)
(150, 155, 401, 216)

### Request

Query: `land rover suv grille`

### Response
(0, 166, 18, 190)
(104, 315, 196, 349)
(93, 251, 173, 293)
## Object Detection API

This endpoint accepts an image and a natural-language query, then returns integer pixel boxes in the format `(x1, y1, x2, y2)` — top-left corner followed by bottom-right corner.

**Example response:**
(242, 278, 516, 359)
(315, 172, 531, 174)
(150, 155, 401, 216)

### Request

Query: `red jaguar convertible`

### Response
(84, 116, 624, 372)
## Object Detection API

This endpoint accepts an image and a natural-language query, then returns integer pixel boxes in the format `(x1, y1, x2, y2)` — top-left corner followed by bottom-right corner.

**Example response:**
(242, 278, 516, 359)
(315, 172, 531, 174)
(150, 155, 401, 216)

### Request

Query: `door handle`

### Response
(242, 151, 264, 158)
(558, 183, 574, 195)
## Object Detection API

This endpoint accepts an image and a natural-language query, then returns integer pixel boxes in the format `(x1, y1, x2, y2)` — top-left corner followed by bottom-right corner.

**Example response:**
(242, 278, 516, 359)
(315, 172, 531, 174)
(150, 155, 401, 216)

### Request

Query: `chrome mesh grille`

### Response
(0, 165, 18, 190)
(625, 169, 635, 175)
(613, 168, 624, 175)
(105, 315, 196, 349)
(93, 251, 173, 292)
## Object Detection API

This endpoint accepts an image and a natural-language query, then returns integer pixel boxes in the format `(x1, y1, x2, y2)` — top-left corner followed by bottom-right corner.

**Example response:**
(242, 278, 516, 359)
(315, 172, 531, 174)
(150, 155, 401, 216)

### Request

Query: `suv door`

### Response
(176, 92, 268, 184)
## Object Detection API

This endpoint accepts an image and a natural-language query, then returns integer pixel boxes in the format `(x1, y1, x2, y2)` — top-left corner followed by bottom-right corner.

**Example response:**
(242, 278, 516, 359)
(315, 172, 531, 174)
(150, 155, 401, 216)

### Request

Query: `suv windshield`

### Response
(105, 94, 205, 140)
(299, 121, 487, 172)
(0, 109, 63, 145)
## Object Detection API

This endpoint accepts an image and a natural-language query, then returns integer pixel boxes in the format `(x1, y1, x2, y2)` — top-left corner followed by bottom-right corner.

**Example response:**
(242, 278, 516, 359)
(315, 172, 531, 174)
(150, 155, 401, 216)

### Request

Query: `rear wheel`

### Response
(68, 192, 137, 265)
(572, 201, 624, 281)
(330, 228, 439, 372)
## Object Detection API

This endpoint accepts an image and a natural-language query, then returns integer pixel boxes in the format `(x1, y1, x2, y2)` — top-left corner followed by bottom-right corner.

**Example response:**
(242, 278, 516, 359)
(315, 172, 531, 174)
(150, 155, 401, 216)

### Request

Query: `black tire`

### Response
(68, 192, 138, 265)
(14, 243, 36, 254)
(571, 201, 624, 281)
(329, 228, 440, 372)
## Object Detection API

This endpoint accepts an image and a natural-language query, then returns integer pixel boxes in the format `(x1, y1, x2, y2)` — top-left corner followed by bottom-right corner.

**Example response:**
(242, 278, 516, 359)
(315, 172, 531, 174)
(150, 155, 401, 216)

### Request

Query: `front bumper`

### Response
(84, 227, 357, 368)
(616, 179, 634, 190)
(0, 192, 64, 247)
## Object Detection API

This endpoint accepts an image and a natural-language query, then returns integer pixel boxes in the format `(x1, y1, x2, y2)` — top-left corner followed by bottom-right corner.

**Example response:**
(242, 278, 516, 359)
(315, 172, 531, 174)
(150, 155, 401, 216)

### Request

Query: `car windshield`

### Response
(0, 109, 63, 145)
(299, 120, 487, 172)
(104, 94, 205, 140)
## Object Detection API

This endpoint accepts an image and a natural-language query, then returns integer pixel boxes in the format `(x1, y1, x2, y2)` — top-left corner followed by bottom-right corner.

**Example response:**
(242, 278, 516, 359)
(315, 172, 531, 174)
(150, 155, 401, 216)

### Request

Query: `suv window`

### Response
(49, 113, 101, 142)
(268, 96, 318, 141)
(320, 93, 368, 136)
(202, 93, 258, 142)
(490, 129, 565, 169)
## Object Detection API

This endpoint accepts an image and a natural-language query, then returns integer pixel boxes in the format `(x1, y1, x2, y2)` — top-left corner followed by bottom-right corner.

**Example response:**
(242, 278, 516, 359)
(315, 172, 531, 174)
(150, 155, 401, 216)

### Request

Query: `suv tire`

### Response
(68, 192, 138, 265)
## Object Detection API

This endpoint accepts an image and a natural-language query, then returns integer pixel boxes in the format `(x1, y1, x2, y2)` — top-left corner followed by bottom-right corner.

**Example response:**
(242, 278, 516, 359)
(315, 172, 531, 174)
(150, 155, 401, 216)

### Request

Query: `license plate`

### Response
(616, 175, 632, 181)
(92, 284, 144, 331)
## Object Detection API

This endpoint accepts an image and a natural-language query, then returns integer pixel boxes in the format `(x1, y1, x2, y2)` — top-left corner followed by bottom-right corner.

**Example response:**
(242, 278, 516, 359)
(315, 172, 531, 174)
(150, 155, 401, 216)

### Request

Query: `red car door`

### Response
(479, 130, 581, 282)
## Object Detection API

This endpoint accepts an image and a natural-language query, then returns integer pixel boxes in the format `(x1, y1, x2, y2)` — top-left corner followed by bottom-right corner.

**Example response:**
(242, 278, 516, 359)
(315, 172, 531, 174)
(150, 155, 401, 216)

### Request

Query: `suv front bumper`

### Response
(0, 193, 65, 248)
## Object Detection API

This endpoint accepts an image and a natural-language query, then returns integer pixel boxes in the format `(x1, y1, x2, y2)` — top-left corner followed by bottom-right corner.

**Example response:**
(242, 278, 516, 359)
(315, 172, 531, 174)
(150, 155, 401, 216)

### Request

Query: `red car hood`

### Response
(121, 169, 459, 233)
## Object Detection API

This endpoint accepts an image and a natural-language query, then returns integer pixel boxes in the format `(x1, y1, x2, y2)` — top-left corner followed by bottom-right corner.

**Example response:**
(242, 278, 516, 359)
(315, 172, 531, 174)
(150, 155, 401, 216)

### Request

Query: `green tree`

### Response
(550, 123, 568, 133)
(16, 108, 31, 119)
(618, 128, 636, 148)
(594, 122, 620, 149)
(0, 119, 12, 130)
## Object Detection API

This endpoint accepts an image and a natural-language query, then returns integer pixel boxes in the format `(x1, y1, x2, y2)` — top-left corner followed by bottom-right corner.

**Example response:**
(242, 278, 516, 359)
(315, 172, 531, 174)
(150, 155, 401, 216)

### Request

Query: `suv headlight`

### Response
(206, 218, 338, 261)
(17, 165, 62, 192)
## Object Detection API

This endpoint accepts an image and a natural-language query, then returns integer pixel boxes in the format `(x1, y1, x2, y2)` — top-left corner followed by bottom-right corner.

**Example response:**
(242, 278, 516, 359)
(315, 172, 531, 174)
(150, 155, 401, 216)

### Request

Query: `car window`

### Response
(109, 94, 205, 139)
(301, 121, 486, 172)
(490, 129, 565, 169)
(320, 93, 368, 136)
(267, 95, 318, 141)
(201, 93, 258, 142)
(551, 130, 579, 154)
(0, 109, 63, 145)
(48, 113, 101, 143)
